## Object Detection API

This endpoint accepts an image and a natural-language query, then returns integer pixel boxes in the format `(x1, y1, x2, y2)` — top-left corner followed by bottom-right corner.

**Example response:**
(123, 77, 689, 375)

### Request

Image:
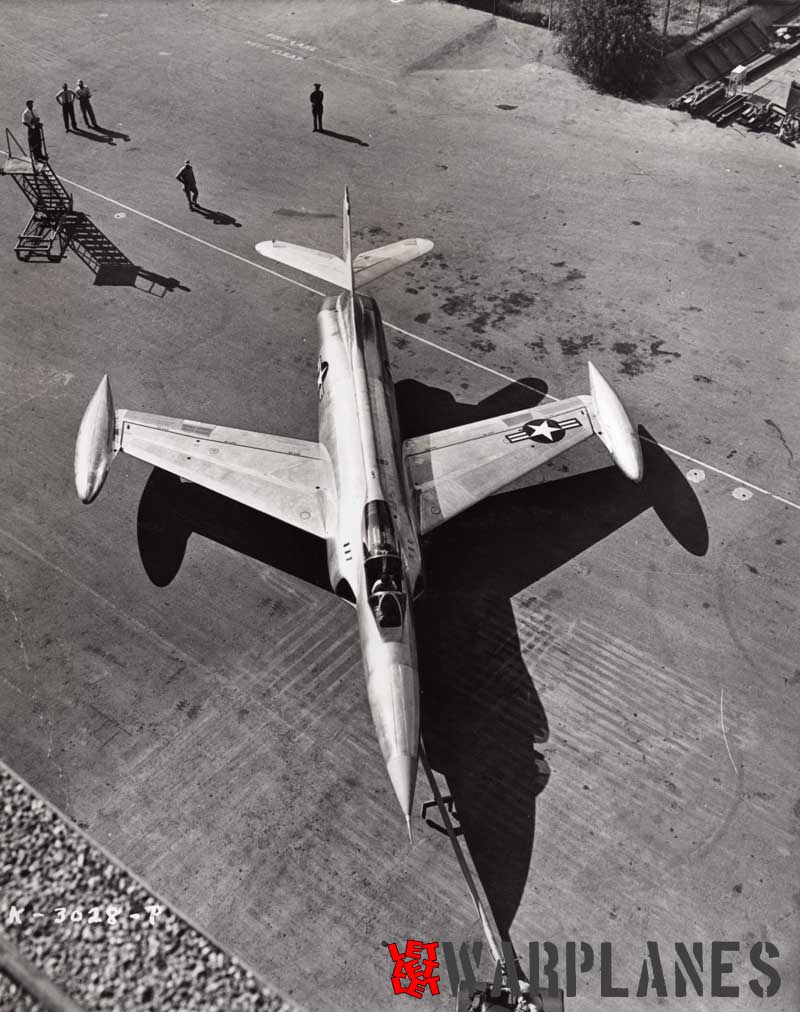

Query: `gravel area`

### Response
(0, 763, 298, 1012)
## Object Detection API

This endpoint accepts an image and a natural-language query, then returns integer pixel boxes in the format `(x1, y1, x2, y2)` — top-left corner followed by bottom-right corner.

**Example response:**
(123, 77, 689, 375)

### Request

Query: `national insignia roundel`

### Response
(522, 418, 566, 443)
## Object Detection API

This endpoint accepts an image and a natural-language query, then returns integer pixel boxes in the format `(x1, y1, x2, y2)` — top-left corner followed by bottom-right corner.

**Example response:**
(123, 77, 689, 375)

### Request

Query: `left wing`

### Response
(75, 376, 332, 538)
(404, 363, 643, 535)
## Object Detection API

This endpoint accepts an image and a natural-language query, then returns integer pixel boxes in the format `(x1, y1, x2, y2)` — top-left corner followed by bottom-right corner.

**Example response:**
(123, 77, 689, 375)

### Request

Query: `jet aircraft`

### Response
(74, 189, 643, 841)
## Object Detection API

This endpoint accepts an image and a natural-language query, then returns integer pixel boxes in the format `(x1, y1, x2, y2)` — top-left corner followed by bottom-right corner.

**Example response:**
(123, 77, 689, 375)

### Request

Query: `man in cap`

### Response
(175, 160, 199, 209)
(310, 83, 324, 132)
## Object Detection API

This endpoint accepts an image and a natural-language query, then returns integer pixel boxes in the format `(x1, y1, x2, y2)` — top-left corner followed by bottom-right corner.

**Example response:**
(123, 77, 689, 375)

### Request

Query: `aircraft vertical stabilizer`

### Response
(342, 186, 355, 295)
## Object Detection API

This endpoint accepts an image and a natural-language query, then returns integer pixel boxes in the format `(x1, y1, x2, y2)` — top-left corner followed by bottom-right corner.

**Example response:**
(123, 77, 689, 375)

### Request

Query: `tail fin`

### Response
(342, 186, 355, 296)
(255, 187, 432, 290)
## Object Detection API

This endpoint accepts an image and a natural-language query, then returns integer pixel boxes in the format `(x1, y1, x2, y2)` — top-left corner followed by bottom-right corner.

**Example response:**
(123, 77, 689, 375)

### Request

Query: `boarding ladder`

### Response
(0, 128, 74, 260)
(420, 746, 564, 1011)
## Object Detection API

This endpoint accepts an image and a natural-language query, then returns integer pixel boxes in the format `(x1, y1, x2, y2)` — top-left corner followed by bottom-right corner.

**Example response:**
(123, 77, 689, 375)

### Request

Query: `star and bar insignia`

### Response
(505, 416, 582, 444)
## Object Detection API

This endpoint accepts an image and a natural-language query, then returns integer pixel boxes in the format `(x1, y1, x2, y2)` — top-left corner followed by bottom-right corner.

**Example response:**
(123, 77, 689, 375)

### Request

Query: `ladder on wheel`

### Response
(0, 127, 75, 261)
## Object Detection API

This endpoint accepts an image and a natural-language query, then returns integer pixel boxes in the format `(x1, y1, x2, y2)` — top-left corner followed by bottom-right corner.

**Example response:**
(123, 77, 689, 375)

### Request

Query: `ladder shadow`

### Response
(64, 212, 189, 295)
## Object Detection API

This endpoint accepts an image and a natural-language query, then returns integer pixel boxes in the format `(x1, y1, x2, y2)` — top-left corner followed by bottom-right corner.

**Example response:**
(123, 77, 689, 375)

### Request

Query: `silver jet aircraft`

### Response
(74, 189, 643, 840)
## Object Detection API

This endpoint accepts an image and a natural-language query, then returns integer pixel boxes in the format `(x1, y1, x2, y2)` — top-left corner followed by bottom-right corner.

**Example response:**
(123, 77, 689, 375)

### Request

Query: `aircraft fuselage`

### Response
(316, 291, 421, 824)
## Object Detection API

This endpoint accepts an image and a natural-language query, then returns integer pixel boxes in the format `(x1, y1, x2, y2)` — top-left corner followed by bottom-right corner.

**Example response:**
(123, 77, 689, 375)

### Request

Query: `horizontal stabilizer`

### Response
(255, 237, 433, 290)
(352, 239, 434, 289)
(255, 240, 348, 288)
(255, 187, 433, 292)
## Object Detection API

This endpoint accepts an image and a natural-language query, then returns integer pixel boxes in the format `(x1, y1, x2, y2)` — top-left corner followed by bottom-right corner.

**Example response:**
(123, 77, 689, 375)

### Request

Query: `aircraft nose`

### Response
(386, 752, 417, 824)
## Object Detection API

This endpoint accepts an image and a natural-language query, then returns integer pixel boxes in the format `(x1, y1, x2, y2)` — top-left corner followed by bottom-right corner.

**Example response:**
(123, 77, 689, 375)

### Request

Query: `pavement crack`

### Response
(765, 418, 795, 468)
(3, 579, 31, 672)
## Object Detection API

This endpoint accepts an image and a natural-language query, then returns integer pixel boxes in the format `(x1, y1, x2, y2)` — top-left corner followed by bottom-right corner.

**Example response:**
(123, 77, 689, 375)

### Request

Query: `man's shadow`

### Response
(191, 204, 242, 227)
(70, 126, 114, 144)
(93, 125, 131, 141)
(319, 128, 369, 147)
(134, 378, 707, 939)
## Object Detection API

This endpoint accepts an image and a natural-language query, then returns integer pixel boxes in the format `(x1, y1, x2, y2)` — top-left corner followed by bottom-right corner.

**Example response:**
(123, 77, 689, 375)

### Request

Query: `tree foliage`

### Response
(557, 0, 660, 97)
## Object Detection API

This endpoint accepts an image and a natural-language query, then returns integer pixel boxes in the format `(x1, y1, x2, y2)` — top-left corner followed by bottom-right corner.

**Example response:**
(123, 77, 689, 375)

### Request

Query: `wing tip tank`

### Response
(588, 361, 644, 483)
(74, 374, 116, 503)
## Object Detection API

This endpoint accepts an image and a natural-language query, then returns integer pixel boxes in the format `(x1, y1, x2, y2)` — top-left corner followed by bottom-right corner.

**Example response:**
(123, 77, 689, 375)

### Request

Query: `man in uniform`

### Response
(310, 83, 324, 132)
(175, 160, 199, 209)
(56, 83, 78, 132)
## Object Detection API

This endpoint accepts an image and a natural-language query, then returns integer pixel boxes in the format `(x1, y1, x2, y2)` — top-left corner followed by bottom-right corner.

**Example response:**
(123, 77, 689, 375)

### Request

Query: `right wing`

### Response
(405, 395, 596, 534)
(404, 363, 643, 534)
(75, 377, 332, 539)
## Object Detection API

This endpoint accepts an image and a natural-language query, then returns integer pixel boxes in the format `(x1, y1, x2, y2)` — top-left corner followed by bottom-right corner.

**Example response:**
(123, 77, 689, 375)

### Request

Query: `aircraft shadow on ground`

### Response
(65, 212, 189, 296)
(401, 382, 708, 938)
(136, 469, 329, 590)
(135, 380, 707, 940)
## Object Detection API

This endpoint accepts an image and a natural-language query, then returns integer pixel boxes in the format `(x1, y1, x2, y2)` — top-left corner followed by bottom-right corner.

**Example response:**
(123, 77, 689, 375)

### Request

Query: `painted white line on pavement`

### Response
(13, 163, 799, 514)
(647, 439, 798, 509)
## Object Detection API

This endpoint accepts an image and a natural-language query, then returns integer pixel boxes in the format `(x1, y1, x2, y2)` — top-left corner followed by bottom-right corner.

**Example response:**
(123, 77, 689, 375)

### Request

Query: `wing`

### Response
(404, 395, 595, 534)
(352, 239, 434, 289)
(115, 410, 332, 538)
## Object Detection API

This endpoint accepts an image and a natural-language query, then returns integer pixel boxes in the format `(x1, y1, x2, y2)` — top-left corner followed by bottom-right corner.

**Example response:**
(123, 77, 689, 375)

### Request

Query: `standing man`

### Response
(75, 79, 99, 129)
(56, 83, 77, 132)
(21, 100, 46, 162)
(175, 160, 198, 209)
(310, 83, 324, 132)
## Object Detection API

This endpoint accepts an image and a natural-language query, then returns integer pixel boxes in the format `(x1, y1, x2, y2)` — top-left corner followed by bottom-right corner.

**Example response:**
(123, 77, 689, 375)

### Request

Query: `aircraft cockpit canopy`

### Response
(363, 500, 406, 629)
